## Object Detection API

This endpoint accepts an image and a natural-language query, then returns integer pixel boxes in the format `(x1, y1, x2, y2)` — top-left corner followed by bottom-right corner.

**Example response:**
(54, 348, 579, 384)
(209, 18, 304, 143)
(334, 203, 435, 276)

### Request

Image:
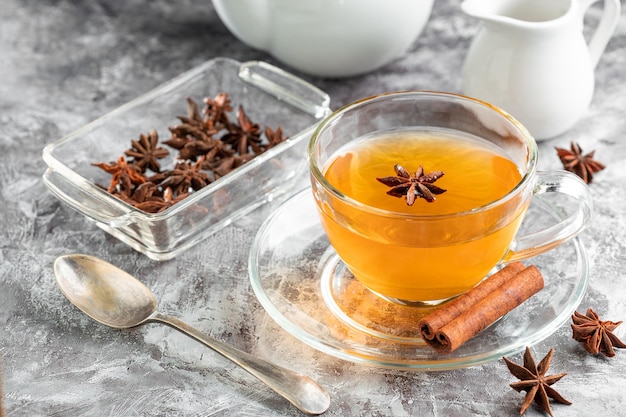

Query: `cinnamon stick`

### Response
(418, 263, 544, 354)
(419, 262, 525, 341)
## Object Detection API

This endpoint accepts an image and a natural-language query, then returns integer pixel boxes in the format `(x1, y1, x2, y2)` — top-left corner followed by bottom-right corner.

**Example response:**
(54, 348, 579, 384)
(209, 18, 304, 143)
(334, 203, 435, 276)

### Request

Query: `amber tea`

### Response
(318, 128, 525, 302)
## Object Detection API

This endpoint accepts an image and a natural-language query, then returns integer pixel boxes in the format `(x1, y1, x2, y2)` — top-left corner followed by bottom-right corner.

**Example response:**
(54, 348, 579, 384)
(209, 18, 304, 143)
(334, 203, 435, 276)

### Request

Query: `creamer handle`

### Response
(578, 0, 621, 68)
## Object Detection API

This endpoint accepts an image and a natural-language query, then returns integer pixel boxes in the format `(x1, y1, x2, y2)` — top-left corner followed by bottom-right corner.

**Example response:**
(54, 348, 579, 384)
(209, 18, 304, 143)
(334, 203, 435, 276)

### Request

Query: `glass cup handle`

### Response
(504, 170, 593, 262)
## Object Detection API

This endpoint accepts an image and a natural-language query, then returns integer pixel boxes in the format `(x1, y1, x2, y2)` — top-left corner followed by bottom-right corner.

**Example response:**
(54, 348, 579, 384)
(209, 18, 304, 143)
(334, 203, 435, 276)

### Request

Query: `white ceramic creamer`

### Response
(461, 0, 620, 140)
(212, 0, 434, 78)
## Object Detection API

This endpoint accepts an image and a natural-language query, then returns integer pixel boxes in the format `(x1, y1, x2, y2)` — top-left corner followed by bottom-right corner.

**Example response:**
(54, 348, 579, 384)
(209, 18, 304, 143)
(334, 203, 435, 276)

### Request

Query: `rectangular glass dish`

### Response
(43, 58, 331, 260)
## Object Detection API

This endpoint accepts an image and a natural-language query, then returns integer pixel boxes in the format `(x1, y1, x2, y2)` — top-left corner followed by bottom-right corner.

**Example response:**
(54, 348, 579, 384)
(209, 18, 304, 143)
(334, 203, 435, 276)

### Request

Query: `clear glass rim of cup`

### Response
(308, 90, 539, 220)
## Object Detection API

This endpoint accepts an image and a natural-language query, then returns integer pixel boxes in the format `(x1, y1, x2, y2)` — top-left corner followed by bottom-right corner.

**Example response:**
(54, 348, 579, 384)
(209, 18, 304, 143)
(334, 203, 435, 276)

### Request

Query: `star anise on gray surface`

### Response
(503, 346, 571, 417)
(555, 141, 605, 184)
(124, 130, 170, 173)
(376, 164, 446, 205)
(571, 308, 626, 357)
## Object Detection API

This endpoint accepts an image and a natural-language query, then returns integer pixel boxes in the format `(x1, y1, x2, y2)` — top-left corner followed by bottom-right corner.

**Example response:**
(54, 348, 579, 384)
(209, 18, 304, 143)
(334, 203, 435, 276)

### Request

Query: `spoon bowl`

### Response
(54, 254, 330, 415)
(55, 254, 157, 328)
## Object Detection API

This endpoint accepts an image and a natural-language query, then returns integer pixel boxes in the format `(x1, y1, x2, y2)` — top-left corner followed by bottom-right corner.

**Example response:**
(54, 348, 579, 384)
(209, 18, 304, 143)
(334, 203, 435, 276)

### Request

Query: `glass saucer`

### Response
(248, 188, 589, 370)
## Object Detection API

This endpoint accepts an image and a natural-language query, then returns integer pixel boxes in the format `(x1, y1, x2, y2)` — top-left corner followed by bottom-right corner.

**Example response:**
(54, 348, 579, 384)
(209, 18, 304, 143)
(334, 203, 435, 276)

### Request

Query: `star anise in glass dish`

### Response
(166, 122, 216, 151)
(93, 156, 146, 195)
(571, 308, 626, 357)
(503, 346, 571, 417)
(181, 96, 217, 138)
(133, 187, 190, 213)
(92, 91, 288, 214)
(176, 136, 235, 163)
(555, 141, 605, 184)
(220, 105, 263, 156)
(164, 97, 220, 159)
(263, 126, 287, 151)
(203, 91, 233, 129)
(153, 156, 212, 195)
(376, 164, 446, 205)
(208, 153, 255, 179)
(124, 130, 169, 173)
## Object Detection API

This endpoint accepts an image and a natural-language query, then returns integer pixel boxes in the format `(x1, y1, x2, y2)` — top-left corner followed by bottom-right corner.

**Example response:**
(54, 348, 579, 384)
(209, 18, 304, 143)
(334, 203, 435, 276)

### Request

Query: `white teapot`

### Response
(212, 0, 434, 78)
(461, 0, 620, 140)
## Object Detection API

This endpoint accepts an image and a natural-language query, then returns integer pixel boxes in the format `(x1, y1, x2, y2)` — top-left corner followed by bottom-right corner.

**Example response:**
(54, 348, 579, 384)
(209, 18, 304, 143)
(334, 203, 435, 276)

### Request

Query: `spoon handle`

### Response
(148, 311, 330, 415)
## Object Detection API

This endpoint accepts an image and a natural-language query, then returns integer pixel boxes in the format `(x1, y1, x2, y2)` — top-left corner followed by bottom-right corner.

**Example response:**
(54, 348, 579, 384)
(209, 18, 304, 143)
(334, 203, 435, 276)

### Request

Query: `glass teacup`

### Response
(308, 91, 592, 305)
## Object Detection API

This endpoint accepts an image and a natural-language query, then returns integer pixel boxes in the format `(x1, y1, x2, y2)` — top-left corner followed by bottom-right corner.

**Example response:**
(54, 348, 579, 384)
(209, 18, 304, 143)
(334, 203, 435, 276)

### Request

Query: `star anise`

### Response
(203, 92, 233, 129)
(155, 156, 211, 195)
(208, 153, 255, 179)
(220, 105, 263, 156)
(134, 187, 189, 213)
(503, 346, 571, 417)
(90, 92, 288, 213)
(181, 96, 215, 135)
(130, 181, 160, 204)
(376, 164, 446, 205)
(571, 308, 626, 357)
(167, 121, 215, 145)
(124, 130, 169, 173)
(555, 142, 605, 184)
(262, 126, 288, 151)
(93, 156, 146, 195)
(176, 136, 235, 162)
(164, 97, 219, 159)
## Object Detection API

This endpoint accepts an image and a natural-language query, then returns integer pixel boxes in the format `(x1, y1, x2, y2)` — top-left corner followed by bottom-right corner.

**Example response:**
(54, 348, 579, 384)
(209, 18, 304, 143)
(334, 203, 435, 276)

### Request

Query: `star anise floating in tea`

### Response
(92, 92, 288, 213)
(376, 164, 446, 205)
(555, 141, 605, 184)
(571, 308, 626, 357)
(503, 346, 571, 417)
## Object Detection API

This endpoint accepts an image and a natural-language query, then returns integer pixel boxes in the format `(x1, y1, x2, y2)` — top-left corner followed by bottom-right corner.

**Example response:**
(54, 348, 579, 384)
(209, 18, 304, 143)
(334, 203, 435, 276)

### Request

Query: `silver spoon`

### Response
(54, 254, 330, 415)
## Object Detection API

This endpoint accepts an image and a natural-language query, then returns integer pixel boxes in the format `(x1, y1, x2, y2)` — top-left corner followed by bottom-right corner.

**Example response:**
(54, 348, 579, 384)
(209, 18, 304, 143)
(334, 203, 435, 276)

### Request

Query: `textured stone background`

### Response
(1, 0, 626, 416)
